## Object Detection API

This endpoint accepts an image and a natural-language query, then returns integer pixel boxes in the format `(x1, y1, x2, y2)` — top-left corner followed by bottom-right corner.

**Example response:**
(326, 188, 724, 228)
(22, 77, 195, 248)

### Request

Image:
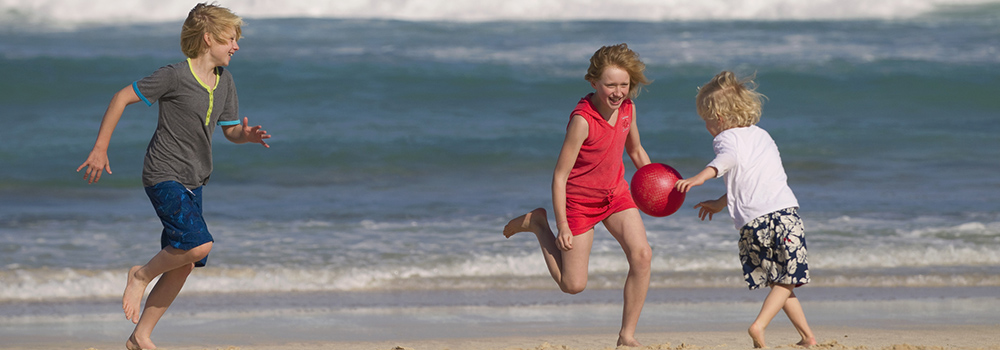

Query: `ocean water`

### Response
(1, 0, 1000, 342)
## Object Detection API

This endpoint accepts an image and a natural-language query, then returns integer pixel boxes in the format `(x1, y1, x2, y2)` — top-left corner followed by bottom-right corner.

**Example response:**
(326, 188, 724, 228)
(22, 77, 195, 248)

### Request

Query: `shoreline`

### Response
(3, 286, 998, 350)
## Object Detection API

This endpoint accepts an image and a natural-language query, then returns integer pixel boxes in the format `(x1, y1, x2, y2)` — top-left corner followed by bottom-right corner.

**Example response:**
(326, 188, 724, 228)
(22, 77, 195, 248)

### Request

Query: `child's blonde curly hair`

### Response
(696, 71, 767, 129)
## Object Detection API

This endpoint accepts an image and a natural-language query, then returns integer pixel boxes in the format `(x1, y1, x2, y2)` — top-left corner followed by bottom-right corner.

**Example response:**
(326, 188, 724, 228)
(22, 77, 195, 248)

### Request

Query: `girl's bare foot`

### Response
(126, 332, 156, 350)
(616, 335, 642, 348)
(503, 208, 547, 238)
(749, 324, 766, 348)
(122, 266, 147, 324)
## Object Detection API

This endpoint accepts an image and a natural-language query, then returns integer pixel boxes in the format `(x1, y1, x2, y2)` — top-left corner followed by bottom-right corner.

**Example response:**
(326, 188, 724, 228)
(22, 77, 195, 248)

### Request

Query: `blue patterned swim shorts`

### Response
(738, 207, 809, 290)
(145, 181, 213, 267)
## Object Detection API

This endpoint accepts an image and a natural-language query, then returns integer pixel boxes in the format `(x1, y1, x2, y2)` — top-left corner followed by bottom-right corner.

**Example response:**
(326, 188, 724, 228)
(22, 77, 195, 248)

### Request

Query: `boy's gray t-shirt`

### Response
(133, 59, 240, 189)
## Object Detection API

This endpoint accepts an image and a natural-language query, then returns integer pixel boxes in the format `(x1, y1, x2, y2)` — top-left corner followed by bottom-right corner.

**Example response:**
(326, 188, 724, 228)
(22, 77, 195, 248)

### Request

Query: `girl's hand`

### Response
(556, 227, 573, 251)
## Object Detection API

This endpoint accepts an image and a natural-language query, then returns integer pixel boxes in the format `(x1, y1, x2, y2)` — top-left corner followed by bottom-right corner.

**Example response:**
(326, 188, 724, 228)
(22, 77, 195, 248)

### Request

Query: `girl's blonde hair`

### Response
(180, 3, 244, 59)
(584, 43, 651, 99)
(696, 71, 767, 129)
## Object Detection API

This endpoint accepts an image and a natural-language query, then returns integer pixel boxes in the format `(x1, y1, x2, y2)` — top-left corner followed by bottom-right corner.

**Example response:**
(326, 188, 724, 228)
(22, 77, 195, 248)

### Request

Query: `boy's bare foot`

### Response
(126, 332, 156, 350)
(123, 266, 147, 324)
(616, 335, 642, 348)
(503, 208, 547, 238)
(749, 324, 766, 348)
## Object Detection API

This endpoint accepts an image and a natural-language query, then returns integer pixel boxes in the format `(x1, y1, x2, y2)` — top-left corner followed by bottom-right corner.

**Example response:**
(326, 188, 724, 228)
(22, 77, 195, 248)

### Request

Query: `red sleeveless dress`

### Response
(564, 93, 637, 235)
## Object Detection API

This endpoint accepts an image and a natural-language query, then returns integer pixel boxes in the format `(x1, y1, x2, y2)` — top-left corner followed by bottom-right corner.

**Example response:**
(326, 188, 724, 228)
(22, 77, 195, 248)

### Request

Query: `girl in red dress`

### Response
(504, 43, 653, 347)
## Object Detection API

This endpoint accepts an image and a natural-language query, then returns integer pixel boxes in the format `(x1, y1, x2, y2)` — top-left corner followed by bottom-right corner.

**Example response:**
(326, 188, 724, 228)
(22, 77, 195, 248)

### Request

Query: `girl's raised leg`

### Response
(504, 208, 593, 294)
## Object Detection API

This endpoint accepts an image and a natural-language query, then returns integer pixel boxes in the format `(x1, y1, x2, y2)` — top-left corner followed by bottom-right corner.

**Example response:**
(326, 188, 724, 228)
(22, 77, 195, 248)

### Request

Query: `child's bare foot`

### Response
(797, 337, 817, 347)
(749, 324, 766, 348)
(616, 335, 642, 347)
(126, 332, 156, 350)
(503, 208, 547, 238)
(122, 266, 147, 324)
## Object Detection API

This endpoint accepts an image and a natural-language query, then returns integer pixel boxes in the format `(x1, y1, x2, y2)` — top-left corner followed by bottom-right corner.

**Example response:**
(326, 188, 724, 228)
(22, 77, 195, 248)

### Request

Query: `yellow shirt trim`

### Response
(187, 58, 220, 126)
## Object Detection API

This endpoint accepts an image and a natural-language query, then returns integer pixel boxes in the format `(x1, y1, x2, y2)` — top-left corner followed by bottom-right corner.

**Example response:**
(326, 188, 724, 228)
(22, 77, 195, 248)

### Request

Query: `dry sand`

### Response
(12, 325, 999, 350)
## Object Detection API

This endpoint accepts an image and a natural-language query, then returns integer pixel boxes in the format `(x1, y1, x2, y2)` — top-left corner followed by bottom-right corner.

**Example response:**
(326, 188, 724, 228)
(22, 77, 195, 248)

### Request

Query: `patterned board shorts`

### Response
(738, 207, 810, 290)
(145, 181, 213, 267)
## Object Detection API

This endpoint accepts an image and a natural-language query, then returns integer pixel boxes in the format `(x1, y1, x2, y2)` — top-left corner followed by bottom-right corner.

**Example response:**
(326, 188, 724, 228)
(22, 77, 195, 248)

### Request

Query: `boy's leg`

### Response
(783, 290, 817, 346)
(750, 284, 794, 348)
(123, 242, 213, 324)
(126, 262, 196, 350)
(504, 208, 594, 294)
(603, 208, 652, 347)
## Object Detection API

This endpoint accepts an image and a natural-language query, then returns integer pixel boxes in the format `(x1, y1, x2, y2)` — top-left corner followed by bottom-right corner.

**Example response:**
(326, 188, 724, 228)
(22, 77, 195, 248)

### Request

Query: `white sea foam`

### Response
(1, 0, 996, 28)
(4, 241, 1000, 302)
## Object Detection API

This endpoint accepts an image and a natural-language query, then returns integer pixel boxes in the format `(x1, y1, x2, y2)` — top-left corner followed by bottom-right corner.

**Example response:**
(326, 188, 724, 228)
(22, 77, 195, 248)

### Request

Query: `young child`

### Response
(674, 71, 816, 348)
(504, 43, 653, 347)
(75, 3, 269, 349)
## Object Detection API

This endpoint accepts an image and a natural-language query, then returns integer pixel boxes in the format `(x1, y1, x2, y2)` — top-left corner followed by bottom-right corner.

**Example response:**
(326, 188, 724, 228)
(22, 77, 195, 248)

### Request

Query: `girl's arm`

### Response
(76, 85, 142, 184)
(222, 117, 271, 147)
(624, 105, 651, 169)
(552, 115, 588, 251)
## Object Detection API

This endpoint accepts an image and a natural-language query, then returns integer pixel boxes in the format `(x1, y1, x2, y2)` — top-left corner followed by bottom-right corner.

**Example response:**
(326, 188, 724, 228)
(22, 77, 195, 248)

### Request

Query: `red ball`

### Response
(630, 163, 686, 217)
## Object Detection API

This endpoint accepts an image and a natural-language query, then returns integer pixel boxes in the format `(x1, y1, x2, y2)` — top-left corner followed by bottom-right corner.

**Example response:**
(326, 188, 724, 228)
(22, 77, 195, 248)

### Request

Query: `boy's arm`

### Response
(674, 166, 718, 193)
(76, 85, 142, 184)
(222, 117, 271, 147)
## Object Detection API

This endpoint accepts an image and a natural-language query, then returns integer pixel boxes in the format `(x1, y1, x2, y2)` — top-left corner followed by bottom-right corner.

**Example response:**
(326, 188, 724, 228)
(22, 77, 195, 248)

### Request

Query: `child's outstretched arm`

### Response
(76, 85, 142, 184)
(222, 117, 271, 147)
(675, 166, 726, 220)
(675, 166, 717, 193)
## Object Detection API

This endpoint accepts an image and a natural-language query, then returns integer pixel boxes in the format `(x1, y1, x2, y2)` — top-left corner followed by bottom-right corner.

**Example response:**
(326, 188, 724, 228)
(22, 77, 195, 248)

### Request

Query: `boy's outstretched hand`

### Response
(76, 150, 112, 184)
(240, 117, 271, 148)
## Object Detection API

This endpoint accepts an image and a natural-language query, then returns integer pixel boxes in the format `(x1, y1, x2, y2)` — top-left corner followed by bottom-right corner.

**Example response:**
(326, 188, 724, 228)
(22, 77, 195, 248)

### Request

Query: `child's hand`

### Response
(674, 177, 704, 193)
(241, 117, 271, 148)
(675, 166, 717, 193)
(76, 150, 112, 184)
(693, 199, 725, 221)
(556, 228, 573, 251)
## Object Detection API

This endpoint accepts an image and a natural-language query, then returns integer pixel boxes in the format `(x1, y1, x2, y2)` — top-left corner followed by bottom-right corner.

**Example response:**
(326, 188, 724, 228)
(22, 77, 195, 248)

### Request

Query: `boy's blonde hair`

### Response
(180, 3, 244, 59)
(584, 43, 651, 99)
(696, 71, 767, 129)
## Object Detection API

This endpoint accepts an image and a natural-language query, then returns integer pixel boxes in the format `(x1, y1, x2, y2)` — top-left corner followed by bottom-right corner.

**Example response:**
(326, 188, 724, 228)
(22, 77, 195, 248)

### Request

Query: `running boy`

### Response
(75, 3, 269, 349)
(674, 71, 816, 348)
(504, 43, 653, 347)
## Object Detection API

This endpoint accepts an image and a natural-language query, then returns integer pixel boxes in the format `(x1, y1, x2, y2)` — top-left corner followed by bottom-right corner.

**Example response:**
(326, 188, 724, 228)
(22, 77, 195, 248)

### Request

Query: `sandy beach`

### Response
(4, 287, 998, 350)
(7, 325, 1000, 350)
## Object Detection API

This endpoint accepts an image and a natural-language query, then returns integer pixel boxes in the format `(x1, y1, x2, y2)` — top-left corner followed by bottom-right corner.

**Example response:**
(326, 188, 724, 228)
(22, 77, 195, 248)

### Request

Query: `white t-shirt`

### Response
(707, 125, 799, 229)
